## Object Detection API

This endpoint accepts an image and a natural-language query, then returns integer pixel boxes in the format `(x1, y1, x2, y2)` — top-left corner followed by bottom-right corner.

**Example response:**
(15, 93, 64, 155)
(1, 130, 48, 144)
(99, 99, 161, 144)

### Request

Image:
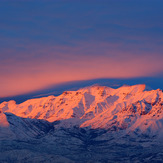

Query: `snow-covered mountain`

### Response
(1, 84, 163, 134)
(1, 84, 163, 162)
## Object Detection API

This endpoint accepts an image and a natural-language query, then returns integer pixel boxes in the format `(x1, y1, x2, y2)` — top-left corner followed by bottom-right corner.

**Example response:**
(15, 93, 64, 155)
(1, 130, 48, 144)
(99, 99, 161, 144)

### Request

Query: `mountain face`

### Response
(0, 108, 54, 140)
(0, 84, 163, 162)
(1, 84, 163, 134)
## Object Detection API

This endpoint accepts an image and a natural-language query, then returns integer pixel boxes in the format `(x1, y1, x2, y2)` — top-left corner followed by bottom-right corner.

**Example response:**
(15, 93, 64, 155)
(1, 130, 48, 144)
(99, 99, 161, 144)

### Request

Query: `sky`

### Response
(0, 0, 163, 98)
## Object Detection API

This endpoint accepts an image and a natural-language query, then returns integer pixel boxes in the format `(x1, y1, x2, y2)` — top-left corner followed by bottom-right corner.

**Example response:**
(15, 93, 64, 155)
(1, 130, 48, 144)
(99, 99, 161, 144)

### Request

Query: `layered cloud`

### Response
(0, 0, 163, 97)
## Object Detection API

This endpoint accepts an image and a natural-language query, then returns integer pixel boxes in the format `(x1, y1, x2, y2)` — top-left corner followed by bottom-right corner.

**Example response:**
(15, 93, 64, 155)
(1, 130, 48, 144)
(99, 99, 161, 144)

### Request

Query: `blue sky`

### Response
(0, 0, 163, 97)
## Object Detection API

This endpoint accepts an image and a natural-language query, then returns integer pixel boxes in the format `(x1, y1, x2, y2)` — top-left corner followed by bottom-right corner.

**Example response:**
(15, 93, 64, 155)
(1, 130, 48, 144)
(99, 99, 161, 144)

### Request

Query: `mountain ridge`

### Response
(1, 84, 163, 162)
(0, 84, 163, 136)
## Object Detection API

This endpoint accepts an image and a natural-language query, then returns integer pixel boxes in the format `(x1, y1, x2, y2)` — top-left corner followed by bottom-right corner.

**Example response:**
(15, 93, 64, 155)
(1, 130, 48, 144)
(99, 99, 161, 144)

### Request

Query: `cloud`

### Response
(0, 42, 163, 97)
(0, 0, 163, 97)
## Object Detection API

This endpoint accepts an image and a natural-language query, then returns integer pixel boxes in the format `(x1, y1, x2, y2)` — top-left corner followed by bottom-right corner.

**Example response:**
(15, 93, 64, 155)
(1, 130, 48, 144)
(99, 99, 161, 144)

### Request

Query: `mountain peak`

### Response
(117, 84, 146, 94)
(0, 84, 163, 162)
(1, 84, 163, 134)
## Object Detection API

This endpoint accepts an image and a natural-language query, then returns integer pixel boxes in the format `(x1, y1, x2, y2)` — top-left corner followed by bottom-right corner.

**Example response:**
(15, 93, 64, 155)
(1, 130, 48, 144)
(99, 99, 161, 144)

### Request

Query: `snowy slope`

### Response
(0, 109, 54, 140)
(1, 84, 163, 162)
(0, 84, 163, 137)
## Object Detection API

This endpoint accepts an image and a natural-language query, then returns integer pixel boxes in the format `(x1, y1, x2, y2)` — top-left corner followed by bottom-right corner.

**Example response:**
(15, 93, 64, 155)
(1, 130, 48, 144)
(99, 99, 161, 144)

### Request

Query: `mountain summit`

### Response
(1, 84, 163, 134)
(1, 84, 163, 162)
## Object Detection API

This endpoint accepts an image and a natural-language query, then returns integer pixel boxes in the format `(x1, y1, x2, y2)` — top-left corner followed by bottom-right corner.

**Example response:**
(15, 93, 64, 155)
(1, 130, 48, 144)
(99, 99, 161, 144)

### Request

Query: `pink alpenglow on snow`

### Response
(1, 84, 163, 135)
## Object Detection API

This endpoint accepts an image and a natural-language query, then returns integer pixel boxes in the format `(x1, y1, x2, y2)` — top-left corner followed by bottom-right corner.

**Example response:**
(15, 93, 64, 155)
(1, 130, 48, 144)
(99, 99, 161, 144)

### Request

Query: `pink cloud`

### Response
(0, 45, 163, 97)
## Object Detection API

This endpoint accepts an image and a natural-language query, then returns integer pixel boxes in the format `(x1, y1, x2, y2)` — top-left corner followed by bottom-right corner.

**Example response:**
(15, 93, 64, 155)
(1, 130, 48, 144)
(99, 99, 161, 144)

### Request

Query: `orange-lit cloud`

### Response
(0, 48, 163, 97)
(0, 1, 163, 97)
